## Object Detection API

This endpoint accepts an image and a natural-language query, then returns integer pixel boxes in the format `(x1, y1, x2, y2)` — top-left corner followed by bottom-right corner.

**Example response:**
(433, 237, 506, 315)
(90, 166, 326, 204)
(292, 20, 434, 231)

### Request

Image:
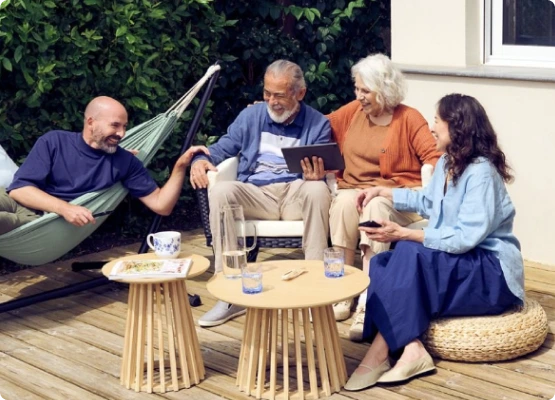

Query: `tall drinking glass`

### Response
(219, 205, 257, 279)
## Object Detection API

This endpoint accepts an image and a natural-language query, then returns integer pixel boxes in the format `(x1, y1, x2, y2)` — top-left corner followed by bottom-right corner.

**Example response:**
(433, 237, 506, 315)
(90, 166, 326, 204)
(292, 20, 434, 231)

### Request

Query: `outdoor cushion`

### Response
(422, 298, 548, 362)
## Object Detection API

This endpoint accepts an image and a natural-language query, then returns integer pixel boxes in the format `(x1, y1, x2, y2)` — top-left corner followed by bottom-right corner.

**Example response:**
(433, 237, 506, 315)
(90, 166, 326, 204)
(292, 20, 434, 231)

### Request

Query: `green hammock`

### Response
(0, 64, 221, 266)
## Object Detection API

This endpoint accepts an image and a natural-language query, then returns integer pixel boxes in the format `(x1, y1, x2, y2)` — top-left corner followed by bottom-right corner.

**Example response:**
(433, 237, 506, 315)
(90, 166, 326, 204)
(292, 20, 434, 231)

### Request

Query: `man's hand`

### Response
(359, 219, 408, 243)
(189, 159, 217, 189)
(176, 145, 210, 169)
(59, 204, 96, 227)
(301, 156, 326, 181)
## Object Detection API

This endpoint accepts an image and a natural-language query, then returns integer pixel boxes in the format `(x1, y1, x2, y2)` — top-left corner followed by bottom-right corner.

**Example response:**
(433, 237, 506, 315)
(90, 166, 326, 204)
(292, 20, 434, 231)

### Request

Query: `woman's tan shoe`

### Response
(377, 353, 435, 383)
(343, 359, 391, 391)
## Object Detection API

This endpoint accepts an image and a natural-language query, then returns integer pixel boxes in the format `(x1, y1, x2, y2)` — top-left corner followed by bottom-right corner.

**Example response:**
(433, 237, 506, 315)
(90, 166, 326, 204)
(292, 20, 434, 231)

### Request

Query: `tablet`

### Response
(281, 143, 345, 173)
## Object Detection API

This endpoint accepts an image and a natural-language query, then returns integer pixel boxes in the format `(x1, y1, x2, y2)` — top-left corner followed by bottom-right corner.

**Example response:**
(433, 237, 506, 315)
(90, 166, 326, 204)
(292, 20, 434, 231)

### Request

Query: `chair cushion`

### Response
(421, 298, 548, 362)
(245, 220, 304, 237)
(0, 144, 18, 188)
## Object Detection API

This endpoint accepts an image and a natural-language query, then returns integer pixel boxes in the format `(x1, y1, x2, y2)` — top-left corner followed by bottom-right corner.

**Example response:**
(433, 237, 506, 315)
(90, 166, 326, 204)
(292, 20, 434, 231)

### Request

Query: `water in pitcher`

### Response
(222, 250, 246, 279)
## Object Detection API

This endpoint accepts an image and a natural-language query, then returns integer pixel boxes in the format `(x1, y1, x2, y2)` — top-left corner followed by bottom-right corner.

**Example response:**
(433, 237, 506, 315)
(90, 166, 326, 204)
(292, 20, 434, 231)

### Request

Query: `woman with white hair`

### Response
(327, 54, 442, 340)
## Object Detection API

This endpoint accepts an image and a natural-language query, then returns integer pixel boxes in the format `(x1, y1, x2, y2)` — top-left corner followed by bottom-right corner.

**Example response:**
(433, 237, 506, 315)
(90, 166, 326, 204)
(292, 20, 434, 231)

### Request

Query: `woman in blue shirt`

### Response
(344, 94, 524, 391)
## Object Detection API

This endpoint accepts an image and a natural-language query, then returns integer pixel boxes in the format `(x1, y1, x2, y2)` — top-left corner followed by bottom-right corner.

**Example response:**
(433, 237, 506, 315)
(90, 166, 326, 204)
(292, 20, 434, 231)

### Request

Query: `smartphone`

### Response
(358, 220, 382, 228)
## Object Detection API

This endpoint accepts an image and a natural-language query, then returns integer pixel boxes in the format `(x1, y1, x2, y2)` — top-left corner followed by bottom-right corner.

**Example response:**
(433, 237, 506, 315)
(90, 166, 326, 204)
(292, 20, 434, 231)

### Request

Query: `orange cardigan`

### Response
(327, 101, 442, 188)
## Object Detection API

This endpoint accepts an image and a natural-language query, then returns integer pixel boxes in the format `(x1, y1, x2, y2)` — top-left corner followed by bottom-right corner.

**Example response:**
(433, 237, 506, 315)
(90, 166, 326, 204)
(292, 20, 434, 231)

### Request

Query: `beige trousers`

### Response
(329, 189, 422, 254)
(0, 188, 41, 235)
(209, 179, 331, 271)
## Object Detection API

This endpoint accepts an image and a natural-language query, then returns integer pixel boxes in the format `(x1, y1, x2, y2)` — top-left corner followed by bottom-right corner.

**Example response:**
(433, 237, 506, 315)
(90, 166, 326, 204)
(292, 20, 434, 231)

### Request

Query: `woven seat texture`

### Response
(421, 298, 548, 362)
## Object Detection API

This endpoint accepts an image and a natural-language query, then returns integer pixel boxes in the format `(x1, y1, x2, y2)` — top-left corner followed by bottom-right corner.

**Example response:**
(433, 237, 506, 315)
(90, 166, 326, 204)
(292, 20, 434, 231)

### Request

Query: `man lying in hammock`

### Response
(0, 96, 208, 235)
(189, 60, 332, 328)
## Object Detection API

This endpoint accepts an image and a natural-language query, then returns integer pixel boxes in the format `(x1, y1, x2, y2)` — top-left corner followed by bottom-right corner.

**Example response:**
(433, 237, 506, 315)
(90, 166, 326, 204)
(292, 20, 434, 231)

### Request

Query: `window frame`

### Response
(485, 0, 555, 68)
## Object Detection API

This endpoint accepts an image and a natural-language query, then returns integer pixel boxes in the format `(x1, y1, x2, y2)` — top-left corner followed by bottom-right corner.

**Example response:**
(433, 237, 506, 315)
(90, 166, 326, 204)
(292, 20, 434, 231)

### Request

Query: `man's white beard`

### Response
(101, 144, 118, 154)
(95, 138, 119, 154)
(267, 103, 297, 124)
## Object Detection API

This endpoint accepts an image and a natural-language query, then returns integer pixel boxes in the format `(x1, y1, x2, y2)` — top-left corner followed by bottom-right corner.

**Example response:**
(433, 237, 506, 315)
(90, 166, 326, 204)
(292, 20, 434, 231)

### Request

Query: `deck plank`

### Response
(0, 229, 554, 400)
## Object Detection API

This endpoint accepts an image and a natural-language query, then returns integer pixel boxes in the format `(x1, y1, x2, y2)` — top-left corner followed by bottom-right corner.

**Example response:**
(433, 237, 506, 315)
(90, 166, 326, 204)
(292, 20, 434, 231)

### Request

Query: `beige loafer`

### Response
(377, 353, 435, 383)
(344, 359, 391, 391)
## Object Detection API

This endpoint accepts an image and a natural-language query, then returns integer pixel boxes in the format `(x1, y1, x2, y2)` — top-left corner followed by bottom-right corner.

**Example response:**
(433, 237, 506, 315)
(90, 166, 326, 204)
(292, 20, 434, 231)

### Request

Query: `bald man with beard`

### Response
(0, 96, 207, 234)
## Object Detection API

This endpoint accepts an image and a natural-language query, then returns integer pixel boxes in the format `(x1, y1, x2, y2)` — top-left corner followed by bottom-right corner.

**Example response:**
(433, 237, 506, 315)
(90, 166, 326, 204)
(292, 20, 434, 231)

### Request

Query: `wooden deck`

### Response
(0, 228, 554, 400)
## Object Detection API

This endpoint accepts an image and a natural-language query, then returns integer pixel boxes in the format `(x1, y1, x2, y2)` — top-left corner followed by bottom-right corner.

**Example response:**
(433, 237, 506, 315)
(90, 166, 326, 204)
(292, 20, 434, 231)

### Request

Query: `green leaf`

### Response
(304, 9, 315, 24)
(130, 96, 148, 110)
(44, 1, 56, 8)
(42, 63, 56, 73)
(317, 96, 328, 108)
(221, 54, 238, 62)
(22, 69, 35, 85)
(14, 46, 23, 63)
(1, 57, 12, 72)
(289, 6, 303, 20)
(258, 3, 269, 18)
(116, 26, 128, 38)
(310, 8, 321, 18)
(269, 5, 281, 20)
(315, 42, 327, 56)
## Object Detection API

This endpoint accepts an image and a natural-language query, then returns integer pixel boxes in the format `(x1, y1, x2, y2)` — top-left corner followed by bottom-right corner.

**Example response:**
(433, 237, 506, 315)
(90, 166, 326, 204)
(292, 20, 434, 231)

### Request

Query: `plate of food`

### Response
(108, 258, 193, 280)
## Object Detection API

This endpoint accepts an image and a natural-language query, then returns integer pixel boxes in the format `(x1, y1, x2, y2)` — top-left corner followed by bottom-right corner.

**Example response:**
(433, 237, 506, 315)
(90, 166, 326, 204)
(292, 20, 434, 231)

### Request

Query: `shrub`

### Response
(0, 0, 390, 240)
(0, 0, 232, 162)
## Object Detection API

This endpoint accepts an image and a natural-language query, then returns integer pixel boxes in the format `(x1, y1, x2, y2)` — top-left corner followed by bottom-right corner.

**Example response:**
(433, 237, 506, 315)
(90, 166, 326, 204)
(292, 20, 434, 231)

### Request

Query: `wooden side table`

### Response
(207, 260, 369, 399)
(102, 253, 209, 393)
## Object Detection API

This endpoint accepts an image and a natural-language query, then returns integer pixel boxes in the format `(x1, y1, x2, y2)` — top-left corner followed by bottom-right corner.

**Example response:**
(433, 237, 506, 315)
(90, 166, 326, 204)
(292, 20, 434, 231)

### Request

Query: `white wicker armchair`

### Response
(194, 156, 433, 261)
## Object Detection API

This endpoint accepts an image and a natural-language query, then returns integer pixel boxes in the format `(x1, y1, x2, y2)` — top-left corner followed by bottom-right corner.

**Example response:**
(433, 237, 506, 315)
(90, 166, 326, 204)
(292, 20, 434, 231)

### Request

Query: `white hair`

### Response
(351, 53, 407, 112)
(265, 59, 306, 95)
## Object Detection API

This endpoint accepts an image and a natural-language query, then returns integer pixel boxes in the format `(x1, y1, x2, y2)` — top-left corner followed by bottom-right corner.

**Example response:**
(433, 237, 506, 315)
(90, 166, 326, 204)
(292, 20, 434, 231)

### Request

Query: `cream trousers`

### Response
(329, 188, 422, 254)
(209, 179, 331, 272)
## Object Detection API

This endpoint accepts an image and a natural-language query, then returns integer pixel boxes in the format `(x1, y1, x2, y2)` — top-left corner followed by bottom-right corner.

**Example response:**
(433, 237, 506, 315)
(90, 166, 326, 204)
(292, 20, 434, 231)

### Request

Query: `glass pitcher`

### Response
(218, 204, 257, 279)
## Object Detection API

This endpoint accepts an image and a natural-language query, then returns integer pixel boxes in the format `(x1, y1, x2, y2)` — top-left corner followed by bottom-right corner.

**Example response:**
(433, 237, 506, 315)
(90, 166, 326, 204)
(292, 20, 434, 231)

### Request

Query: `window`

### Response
(485, 0, 555, 67)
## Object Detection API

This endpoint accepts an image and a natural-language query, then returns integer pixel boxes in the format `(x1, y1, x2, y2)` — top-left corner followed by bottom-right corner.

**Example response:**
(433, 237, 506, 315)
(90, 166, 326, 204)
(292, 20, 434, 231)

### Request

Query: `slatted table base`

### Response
(237, 305, 347, 399)
(121, 280, 205, 393)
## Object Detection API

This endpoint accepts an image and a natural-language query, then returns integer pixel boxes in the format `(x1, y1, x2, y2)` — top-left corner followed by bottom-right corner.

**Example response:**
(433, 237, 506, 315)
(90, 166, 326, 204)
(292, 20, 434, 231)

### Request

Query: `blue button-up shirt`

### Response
(393, 155, 524, 302)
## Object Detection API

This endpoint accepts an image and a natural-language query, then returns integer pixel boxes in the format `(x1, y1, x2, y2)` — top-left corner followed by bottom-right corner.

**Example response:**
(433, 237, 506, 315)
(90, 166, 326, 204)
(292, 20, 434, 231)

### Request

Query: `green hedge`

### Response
(0, 0, 389, 238)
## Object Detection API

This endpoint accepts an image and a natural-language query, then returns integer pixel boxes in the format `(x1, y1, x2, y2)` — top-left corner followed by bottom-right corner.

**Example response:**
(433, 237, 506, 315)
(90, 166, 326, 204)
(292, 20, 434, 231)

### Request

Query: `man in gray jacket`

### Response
(190, 60, 332, 327)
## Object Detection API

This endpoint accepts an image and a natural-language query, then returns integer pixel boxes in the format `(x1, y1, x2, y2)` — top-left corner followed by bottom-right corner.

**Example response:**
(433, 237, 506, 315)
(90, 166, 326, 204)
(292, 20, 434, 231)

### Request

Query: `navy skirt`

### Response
(362, 241, 520, 352)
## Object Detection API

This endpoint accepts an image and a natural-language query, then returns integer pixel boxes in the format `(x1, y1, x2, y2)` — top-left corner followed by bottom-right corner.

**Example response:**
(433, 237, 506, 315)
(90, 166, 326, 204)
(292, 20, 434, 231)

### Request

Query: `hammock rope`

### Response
(0, 64, 221, 266)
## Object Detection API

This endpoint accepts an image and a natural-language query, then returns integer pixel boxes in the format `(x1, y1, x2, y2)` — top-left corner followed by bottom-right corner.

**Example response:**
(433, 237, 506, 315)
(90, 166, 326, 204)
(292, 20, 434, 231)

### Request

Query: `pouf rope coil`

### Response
(421, 298, 548, 362)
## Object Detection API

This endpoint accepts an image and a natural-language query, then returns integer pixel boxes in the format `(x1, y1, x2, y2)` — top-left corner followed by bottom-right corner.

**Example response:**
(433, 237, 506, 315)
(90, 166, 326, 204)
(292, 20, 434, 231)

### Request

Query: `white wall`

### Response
(392, 0, 482, 66)
(391, 0, 555, 266)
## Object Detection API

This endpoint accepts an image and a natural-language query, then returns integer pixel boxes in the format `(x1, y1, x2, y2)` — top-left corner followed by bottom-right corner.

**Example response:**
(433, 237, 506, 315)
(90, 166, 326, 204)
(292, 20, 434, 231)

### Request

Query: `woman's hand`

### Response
(359, 219, 408, 243)
(355, 187, 380, 212)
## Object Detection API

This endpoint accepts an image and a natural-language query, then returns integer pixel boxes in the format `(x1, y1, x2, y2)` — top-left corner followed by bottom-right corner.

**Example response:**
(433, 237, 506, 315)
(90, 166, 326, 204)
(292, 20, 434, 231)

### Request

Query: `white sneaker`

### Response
(198, 300, 246, 327)
(333, 299, 353, 321)
(349, 305, 366, 342)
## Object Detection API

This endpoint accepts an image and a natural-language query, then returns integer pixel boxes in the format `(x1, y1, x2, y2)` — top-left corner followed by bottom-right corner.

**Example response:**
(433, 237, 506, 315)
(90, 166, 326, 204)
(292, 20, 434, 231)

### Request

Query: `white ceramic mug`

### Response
(146, 231, 181, 258)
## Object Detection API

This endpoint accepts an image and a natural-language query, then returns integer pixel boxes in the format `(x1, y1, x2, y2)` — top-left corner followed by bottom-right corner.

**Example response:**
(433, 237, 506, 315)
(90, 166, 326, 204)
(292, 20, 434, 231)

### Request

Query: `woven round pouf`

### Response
(421, 298, 548, 362)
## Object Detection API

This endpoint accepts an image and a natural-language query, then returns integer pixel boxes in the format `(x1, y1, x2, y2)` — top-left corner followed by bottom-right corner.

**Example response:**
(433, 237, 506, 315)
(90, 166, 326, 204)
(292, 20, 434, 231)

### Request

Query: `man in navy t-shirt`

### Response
(0, 96, 207, 235)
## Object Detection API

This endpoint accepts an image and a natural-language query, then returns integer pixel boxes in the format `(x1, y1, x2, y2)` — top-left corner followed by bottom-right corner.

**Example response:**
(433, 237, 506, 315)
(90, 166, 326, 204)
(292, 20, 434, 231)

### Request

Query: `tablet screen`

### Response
(281, 143, 345, 173)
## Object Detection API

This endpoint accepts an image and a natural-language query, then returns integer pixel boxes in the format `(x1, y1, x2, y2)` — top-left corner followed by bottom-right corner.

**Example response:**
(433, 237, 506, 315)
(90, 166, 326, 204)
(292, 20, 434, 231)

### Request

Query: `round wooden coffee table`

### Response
(206, 259, 369, 399)
(102, 253, 209, 393)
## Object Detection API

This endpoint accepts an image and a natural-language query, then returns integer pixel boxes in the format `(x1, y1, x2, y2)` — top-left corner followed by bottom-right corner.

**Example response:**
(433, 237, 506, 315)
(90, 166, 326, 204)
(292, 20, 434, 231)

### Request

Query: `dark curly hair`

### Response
(437, 93, 513, 185)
